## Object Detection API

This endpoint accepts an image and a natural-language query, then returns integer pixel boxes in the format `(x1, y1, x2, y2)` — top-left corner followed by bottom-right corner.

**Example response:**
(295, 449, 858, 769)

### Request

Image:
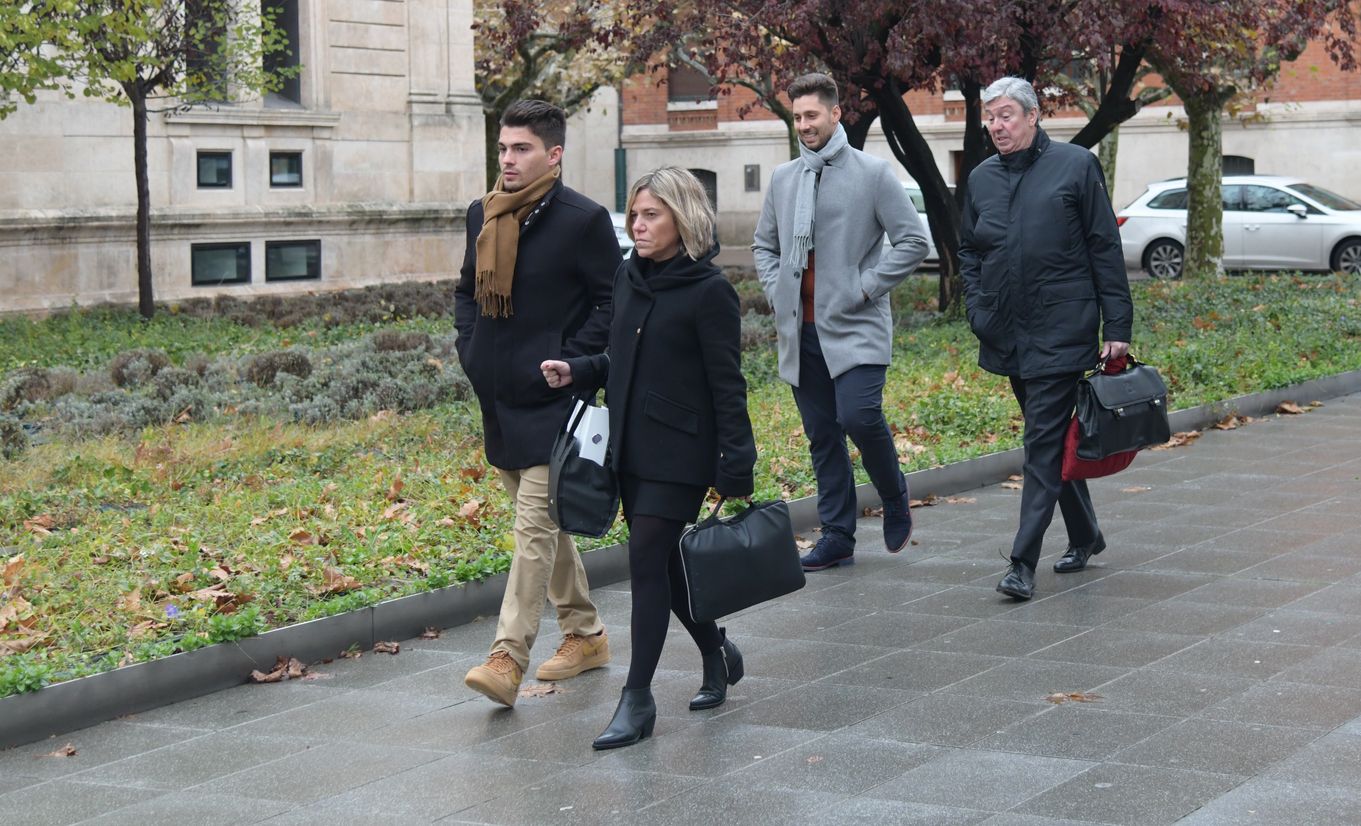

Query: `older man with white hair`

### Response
(958, 76, 1133, 600)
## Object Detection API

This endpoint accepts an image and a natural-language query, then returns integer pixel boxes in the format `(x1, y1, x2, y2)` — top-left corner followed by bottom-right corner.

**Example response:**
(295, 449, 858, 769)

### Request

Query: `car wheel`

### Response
(1331, 238, 1361, 276)
(1143, 239, 1184, 279)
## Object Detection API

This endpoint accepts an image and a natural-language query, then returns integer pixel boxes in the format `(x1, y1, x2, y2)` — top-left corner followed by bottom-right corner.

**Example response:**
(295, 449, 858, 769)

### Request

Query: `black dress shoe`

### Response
(1053, 533, 1107, 573)
(690, 629, 744, 710)
(996, 562, 1036, 600)
(592, 687, 656, 750)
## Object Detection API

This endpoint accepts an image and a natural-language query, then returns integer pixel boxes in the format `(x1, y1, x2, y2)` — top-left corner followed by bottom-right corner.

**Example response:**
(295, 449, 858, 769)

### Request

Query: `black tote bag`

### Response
(678, 498, 805, 623)
(547, 397, 619, 538)
(1074, 357, 1172, 460)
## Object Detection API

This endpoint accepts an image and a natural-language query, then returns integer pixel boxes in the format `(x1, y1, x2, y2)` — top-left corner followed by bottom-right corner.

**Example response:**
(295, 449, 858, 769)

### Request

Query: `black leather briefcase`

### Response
(1074, 358, 1172, 460)
(678, 498, 805, 623)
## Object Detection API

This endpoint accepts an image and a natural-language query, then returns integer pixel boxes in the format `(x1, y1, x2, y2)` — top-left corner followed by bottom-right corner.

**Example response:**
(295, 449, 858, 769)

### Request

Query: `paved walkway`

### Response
(4, 394, 1361, 825)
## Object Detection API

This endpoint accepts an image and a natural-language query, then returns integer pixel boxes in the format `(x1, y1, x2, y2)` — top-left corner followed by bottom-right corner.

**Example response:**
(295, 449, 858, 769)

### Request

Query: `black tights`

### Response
(625, 514, 724, 689)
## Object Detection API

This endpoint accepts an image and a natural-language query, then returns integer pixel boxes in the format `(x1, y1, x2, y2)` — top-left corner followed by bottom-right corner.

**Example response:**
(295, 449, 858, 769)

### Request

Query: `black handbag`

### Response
(1074, 357, 1172, 460)
(547, 397, 619, 538)
(678, 498, 805, 623)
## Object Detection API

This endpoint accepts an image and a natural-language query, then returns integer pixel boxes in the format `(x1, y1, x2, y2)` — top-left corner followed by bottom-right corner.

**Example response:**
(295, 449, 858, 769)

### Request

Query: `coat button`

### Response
(636, 327, 641, 334)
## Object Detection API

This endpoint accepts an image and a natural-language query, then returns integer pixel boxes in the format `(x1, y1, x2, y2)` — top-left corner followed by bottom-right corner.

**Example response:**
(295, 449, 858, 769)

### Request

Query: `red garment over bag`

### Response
(1061, 355, 1136, 481)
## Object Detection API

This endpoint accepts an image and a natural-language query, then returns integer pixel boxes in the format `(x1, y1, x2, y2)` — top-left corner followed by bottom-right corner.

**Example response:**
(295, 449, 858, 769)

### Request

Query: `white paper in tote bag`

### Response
(570, 400, 610, 466)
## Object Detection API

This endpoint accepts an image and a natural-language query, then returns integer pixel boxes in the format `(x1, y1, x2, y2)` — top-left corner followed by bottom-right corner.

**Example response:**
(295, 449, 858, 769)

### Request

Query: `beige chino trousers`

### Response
(491, 465, 603, 670)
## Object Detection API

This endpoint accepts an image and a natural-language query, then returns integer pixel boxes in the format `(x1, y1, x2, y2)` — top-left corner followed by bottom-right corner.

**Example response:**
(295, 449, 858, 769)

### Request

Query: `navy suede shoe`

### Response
(882, 492, 913, 553)
(800, 531, 855, 571)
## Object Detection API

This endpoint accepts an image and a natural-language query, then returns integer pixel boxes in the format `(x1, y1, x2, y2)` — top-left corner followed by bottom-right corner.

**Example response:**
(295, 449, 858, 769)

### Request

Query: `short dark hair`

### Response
(500, 100, 567, 150)
(787, 73, 839, 109)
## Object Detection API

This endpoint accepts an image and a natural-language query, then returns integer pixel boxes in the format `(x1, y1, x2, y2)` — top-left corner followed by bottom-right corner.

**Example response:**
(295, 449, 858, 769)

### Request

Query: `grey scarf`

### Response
(786, 122, 850, 273)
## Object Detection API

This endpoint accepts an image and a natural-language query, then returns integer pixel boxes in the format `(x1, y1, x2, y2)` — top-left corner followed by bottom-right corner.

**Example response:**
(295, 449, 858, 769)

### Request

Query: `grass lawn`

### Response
(2, 273, 1359, 695)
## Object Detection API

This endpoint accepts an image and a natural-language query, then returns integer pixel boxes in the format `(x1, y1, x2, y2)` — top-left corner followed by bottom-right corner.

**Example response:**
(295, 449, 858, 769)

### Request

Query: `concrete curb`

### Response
(5, 367, 1361, 748)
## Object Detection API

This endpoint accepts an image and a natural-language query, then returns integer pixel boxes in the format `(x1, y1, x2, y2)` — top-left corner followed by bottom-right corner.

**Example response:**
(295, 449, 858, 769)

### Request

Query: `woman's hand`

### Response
(541, 359, 573, 388)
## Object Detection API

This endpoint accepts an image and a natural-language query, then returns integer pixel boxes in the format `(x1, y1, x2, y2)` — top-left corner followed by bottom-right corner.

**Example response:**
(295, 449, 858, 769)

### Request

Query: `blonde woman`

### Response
(542, 167, 756, 749)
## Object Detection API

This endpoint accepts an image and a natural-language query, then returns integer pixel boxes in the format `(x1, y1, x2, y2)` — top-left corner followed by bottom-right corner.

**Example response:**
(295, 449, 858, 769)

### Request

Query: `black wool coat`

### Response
(454, 180, 621, 469)
(567, 247, 756, 497)
(959, 128, 1134, 379)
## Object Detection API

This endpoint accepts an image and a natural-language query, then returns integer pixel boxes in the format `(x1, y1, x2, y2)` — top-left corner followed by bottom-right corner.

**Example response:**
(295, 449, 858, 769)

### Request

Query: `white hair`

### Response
(982, 77, 1039, 113)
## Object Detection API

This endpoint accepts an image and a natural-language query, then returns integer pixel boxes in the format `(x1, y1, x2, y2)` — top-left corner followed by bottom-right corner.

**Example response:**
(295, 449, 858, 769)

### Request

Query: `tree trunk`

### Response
(485, 109, 501, 190)
(842, 108, 877, 151)
(871, 84, 961, 314)
(955, 80, 990, 214)
(1098, 127, 1119, 203)
(1182, 93, 1226, 279)
(131, 88, 154, 320)
(779, 109, 798, 160)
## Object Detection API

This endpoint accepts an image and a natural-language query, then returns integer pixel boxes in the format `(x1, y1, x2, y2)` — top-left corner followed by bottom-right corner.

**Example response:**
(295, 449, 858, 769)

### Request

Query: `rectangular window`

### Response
(668, 65, 713, 103)
(744, 164, 760, 192)
(263, 0, 302, 104)
(197, 151, 232, 188)
(265, 240, 321, 281)
(191, 242, 250, 285)
(270, 151, 303, 187)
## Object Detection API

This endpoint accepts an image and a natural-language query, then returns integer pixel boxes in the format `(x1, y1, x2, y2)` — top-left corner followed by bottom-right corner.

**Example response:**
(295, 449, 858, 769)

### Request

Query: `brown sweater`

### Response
(800, 250, 816, 322)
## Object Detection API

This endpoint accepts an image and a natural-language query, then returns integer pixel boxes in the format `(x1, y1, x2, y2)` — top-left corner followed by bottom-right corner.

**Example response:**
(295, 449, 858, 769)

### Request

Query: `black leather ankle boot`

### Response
(689, 629, 744, 711)
(592, 687, 657, 750)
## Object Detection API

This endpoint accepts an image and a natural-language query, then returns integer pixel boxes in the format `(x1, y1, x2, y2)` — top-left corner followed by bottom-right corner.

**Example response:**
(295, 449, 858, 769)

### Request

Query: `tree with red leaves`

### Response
(1146, 0, 1358, 278)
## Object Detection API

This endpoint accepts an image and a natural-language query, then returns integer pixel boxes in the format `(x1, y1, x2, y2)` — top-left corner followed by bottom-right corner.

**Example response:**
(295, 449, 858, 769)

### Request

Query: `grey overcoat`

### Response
(752, 147, 928, 385)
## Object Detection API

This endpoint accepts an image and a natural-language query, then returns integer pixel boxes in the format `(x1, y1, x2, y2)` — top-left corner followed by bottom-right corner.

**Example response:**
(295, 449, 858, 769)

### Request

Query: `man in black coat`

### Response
(959, 77, 1134, 601)
(455, 100, 621, 705)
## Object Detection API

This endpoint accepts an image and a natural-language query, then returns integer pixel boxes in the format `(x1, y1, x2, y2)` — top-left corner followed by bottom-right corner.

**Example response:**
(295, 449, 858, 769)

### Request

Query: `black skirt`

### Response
(618, 472, 707, 524)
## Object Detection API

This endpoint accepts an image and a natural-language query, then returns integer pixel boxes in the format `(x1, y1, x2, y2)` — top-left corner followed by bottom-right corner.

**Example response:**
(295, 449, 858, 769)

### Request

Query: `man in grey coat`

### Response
(753, 72, 930, 571)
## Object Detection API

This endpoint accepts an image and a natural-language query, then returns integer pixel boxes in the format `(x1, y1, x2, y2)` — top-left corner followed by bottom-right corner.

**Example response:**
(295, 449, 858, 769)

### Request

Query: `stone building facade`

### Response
(0, 0, 484, 314)
(613, 43, 1361, 246)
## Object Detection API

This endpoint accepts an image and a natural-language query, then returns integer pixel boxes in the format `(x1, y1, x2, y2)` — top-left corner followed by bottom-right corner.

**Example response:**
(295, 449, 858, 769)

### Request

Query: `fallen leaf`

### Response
(1120, 486, 1152, 494)
(279, 553, 295, 571)
(373, 640, 400, 655)
(0, 630, 48, 655)
(386, 475, 405, 502)
(1000, 481, 1023, 490)
(459, 499, 482, 519)
(319, 566, 361, 595)
(861, 505, 884, 517)
(420, 627, 441, 640)
(173, 407, 192, 424)
(944, 496, 977, 505)
(2, 553, 23, 586)
(794, 535, 814, 550)
(1045, 691, 1103, 704)
(91, 556, 110, 565)
(37, 743, 77, 758)
(806, 755, 824, 765)
(288, 528, 318, 546)
(1153, 431, 1202, 450)
(1213, 414, 1255, 430)
(436, 517, 457, 528)
(518, 683, 563, 698)
(1276, 401, 1305, 415)
(174, 572, 195, 592)
(249, 656, 308, 683)
(382, 502, 409, 521)
(23, 515, 54, 536)
(116, 587, 142, 613)
(250, 508, 289, 527)
(369, 409, 396, 423)
(458, 466, 486, 482)
(340, 645, 363, 659)
(1006, 474, 1023, 481)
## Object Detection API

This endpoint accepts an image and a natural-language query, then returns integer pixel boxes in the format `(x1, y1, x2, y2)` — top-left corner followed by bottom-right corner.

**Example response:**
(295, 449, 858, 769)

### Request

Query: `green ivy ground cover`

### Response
(1, 273, 1358, 696)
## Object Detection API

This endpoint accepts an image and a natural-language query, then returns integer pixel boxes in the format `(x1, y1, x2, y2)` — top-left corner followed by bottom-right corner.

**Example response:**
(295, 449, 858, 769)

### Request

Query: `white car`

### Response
(610, 212, 635, 255)
(883, 184, 939, 265)
(1118, 175, 1361, 278)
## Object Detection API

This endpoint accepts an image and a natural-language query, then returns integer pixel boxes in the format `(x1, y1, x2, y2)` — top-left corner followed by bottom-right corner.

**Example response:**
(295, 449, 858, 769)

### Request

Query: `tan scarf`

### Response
(474, 166, 561, 317)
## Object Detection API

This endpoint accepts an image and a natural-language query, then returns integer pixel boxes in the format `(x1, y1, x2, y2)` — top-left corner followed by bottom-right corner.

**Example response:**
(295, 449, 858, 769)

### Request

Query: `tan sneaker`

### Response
(535, 631, 611, 680)
(464, 651, 523, 707)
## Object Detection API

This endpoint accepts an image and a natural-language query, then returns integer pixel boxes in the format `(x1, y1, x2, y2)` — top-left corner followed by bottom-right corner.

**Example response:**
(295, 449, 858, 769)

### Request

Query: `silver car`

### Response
(610, 211, 635, 255)
(1118, 175, 1361, 278)
(882, 184, 939, 265)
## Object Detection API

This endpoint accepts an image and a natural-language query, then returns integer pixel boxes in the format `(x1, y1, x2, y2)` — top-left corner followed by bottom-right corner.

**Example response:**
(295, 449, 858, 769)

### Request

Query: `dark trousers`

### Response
(1009, 373, 1100, 570)
(792, 324, 907, 541)
(623, 514, 723, 689)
